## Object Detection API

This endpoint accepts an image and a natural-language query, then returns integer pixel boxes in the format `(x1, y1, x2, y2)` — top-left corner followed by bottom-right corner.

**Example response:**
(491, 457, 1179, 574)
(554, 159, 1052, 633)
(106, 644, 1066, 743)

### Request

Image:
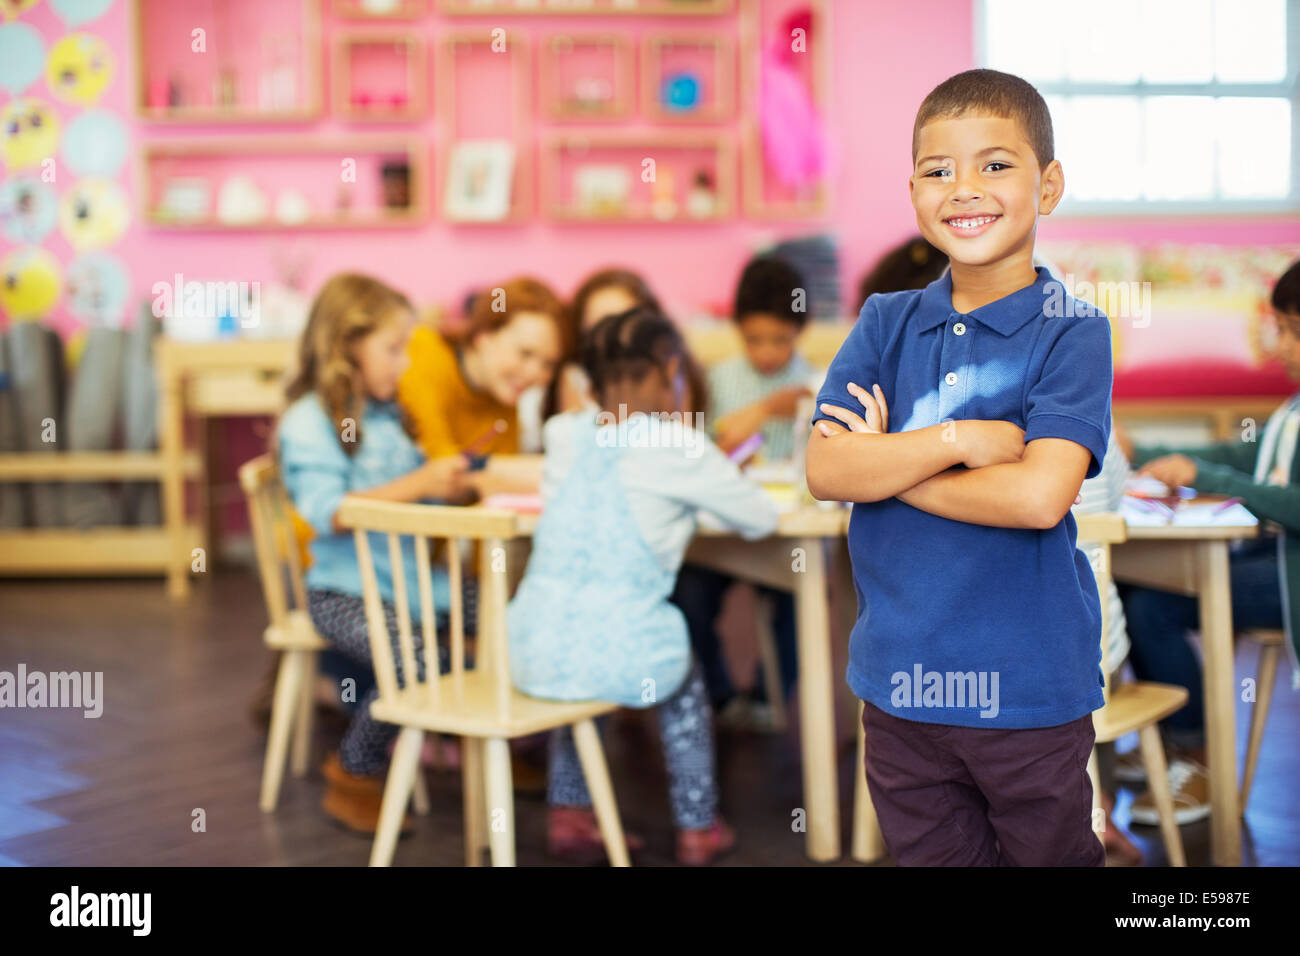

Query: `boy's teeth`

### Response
(949, 215, 996, 229)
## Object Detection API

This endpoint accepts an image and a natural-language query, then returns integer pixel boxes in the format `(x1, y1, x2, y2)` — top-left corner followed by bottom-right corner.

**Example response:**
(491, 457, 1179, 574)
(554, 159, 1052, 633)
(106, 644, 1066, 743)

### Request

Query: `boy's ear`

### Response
(1039, 159, 1065, 215)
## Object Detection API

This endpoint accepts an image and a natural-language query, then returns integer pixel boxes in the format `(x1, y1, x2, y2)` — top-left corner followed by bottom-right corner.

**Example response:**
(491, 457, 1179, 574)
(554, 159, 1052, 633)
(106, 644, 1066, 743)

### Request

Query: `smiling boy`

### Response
(805, 70, 1112, 866)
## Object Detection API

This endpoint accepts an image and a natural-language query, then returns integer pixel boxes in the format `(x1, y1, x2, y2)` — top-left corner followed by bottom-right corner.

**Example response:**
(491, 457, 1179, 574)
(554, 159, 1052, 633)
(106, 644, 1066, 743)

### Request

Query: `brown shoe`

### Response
(321, 752, 413, 837)
(547, 806, 645, 863)
(511, 752, 548, 796)
(676, 817, 736, 866)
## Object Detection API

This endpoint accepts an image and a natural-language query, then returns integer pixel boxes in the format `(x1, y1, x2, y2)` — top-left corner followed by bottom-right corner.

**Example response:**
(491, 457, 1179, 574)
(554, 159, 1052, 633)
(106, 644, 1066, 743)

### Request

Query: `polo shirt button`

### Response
(945, 372, 957, 386)
(953, 322, 966, 335)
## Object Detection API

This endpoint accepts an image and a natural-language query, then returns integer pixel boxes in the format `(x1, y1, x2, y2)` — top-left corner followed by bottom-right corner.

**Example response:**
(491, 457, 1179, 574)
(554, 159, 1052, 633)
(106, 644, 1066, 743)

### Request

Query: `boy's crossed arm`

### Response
(806, 383, 1090, 530)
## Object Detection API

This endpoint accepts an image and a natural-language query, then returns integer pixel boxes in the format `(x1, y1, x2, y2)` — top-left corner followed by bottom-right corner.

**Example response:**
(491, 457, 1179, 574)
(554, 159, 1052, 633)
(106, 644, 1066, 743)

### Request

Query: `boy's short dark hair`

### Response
(734, 254, 808, 330)
(912, 68, 1054, 170)
(1273, 259, 1300, 315)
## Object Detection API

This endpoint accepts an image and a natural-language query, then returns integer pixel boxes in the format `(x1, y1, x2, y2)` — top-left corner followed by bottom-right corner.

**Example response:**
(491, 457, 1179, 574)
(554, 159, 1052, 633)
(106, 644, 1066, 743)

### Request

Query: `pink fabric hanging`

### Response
(759, 7, 830, 191)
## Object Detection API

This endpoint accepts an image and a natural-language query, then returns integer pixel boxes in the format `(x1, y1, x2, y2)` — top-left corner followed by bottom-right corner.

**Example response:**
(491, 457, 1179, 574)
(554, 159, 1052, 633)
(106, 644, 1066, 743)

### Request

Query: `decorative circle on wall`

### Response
(0, 246, 63, 321)
(46, 32, 114, 106)
(0, 22, 46, 96)
(49, 0, 114, 28)
(0, 174, 58, 243)
(59, 177, 128, 249)
(66, 250, 129, 327)
(1, 97, 60, 171)
(61, 109, 126, 177)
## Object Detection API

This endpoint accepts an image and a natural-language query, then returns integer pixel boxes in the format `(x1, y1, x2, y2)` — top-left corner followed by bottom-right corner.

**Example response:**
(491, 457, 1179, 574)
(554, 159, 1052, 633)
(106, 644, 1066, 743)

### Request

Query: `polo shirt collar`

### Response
(916, 266, 1053, 336)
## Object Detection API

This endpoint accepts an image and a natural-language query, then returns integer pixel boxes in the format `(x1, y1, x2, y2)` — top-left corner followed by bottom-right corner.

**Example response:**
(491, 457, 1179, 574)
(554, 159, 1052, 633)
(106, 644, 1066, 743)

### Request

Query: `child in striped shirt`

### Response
(674, 254, 820, 724)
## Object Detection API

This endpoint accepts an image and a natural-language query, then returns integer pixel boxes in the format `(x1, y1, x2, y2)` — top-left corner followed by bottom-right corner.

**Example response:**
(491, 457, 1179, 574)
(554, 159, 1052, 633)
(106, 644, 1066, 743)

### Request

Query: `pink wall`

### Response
(4, 0, 1299, 337)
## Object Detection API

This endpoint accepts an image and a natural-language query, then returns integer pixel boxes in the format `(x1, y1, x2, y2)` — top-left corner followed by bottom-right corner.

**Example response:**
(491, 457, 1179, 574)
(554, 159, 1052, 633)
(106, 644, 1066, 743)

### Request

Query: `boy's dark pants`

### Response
(861, 701, 1105, 866)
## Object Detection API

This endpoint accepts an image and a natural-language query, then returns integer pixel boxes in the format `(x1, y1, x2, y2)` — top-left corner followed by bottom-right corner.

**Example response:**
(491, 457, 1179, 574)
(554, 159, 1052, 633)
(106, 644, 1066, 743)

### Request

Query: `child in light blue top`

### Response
(508, 305, 779, 864)
(275, 274, 469, 829)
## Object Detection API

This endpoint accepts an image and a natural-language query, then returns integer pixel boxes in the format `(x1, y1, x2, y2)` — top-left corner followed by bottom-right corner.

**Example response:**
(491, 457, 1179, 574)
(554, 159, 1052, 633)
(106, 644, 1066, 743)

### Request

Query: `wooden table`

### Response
(504, 503, 852, 862)
(1110, 518, 1259, 867)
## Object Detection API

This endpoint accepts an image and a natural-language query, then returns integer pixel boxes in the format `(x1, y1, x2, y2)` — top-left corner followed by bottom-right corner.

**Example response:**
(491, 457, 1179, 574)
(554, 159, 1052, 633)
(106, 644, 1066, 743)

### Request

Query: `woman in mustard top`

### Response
(399, 276, 573, 495)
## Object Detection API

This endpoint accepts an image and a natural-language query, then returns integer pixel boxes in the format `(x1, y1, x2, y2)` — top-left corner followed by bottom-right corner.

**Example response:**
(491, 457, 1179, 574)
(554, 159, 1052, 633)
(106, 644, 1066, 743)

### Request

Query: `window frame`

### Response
(974, 0, 1300, 217)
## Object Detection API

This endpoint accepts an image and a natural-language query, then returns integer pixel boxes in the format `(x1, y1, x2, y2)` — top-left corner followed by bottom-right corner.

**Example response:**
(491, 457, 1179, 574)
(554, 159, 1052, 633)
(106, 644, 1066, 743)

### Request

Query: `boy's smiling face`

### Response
(910, 113, 1063, 274)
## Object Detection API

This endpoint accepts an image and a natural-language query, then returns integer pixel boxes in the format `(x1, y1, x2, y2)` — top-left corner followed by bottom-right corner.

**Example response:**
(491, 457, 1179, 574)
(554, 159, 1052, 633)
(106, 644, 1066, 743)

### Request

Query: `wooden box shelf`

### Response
(436, 0, 734, 15)
(333, 32, 428, 120)
(542, 130, 734, 223)
(140, 137, 429, 230)
(540, 33, 635, 121)
(132, 0, 323, 123)
(642, 33, 735, 123)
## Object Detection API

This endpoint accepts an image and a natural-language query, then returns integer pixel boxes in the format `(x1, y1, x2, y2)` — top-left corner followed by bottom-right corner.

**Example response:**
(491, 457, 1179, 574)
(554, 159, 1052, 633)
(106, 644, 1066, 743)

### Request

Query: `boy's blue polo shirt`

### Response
(813, 267, 1113, 729)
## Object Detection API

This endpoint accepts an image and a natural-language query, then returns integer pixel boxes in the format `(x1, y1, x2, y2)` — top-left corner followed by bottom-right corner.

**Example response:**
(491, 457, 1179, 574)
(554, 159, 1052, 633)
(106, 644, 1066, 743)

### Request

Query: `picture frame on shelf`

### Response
(443, 140, 517, 222)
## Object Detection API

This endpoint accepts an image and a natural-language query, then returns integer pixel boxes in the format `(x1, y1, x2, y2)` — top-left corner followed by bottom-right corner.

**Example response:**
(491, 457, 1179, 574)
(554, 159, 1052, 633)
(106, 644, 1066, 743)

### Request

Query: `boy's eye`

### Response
(985, 161, 1011, 172)
(923, 168, 950, 178)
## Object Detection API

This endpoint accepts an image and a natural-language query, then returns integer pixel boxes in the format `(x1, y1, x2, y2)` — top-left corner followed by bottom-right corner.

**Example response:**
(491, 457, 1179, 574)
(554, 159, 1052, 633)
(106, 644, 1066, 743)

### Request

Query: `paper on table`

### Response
(1119, 496, 1257, 527)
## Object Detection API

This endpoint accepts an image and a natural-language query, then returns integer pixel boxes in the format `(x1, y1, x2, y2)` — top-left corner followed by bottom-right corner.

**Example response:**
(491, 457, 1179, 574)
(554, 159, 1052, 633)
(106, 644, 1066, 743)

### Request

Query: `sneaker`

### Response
(714, 697, 751, 731)
(547, 806, 644, 864)
(676, 817, 737, 866)
(320, 752, 412, 837)
(1114, 747, 1147, 784)
(1128, 758, 1211, 826)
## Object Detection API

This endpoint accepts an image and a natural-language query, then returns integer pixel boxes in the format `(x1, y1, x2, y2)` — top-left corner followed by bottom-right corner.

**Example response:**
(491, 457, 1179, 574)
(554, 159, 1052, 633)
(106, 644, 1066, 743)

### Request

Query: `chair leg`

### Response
(462, 736, 487, 867)
(1242, 643, 1280, 813)
(259, 650, 305, 813)
(851, 702, 887, 862)
(572, 718, 630, 867)
(754, 595, 787, 732)
(1137, 724, 1186, 867)
(1086, 746, 1105, 849)
(370, 726, 422, 867)
(483, 737, 516, 867)
(290, 650, 318, 778)
(411, 766, 431, 815)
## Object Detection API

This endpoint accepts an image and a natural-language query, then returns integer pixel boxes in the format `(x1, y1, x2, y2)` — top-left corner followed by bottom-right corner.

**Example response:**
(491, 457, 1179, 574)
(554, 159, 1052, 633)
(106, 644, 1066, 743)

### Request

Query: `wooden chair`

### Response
(1079, 512, 1187, 867)
(335, 495, 631, 867)
(1238, 627, 1284, 813)
(850, 513, 1188, 866)
(238, 454, 431, 816)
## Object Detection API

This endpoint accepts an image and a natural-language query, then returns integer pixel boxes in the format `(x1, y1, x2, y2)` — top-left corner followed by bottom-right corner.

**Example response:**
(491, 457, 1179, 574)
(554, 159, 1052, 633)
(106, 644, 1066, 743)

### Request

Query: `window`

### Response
(977, 0, 1299, 213)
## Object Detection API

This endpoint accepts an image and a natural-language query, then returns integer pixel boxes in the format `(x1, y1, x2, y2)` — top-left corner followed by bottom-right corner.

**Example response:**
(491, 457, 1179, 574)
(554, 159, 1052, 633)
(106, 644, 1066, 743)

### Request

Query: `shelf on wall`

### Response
(334, 0, 427, 17)
(739, 0, 830, 218)
(437, 32, 533, 223)
(541, 130, 735, 223)
(540, 33, 635, 121)
(436, 0, 734, 15)
(140, 137, 429, 230)
(132, 0, 323, 123)
(333, 32, 428, 120)
(642, 32, 735, 123)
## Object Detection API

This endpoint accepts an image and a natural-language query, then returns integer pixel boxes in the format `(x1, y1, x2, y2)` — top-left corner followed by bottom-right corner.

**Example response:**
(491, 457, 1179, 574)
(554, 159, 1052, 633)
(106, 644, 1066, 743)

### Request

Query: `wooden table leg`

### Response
(794, 536, 840, 861)
(158, 347, 189, 603)
(1195, 539, 1242, 866)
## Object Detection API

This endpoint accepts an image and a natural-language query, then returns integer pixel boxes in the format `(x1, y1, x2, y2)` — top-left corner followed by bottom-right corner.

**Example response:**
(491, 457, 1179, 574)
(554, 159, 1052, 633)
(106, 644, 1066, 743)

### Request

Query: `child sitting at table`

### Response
(1117, 256, 1300, 828)
(507, 304, 780, 865)
(673, 254, 819, 728)
(277, 273, 471, 834)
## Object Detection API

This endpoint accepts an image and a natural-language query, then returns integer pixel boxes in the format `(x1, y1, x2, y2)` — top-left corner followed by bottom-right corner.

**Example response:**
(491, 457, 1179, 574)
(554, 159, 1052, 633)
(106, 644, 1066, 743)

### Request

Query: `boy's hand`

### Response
(958, 421, 1026, 468)
(1137, 454, 1197, 489)
(765, 384, 814, 419)
(816, 382, 888, 436)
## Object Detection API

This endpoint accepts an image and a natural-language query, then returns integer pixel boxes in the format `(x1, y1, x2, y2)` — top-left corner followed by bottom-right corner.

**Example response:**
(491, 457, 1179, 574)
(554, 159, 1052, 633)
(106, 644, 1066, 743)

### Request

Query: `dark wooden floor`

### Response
(1, 572, 1297, 866)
